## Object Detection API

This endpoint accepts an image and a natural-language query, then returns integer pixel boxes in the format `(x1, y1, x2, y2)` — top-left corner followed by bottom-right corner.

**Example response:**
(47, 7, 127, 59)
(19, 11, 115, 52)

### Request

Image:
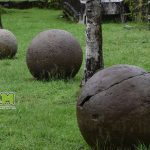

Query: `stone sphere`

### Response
(77, 65, 150, 149)
(0, 29, 17, 58)
(26, 29, 83, 80)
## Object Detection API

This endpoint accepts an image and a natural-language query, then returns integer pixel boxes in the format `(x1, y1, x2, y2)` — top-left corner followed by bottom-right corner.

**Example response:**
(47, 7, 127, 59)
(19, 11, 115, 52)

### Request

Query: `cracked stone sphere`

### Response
(77, 65, 150, 150)
(26, 29, 83, 80)
(0, 29, 17, 58)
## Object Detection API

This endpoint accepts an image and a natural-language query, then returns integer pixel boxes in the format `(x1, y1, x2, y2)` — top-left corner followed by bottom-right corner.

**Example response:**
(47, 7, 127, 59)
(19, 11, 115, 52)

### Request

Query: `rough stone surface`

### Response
(26, 29, 83, 80)
(0, 29, 17, 58)
(77, 65, 150, 150)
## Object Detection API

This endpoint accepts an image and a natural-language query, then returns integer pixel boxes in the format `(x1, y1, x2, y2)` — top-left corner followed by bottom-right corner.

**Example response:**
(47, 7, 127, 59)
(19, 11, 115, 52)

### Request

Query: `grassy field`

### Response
(0, 0, 39, 1)
(0, 8, 150, 150)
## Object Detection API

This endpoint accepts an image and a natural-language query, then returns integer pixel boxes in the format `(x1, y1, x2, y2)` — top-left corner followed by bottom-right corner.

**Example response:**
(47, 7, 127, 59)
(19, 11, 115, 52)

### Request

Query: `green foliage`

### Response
(124, 0, 149, 22)
(0, 6, 5, 14)
(39, 0, 63, 8)
(0, 0, 63, 8)
(48, 0, 63, 8)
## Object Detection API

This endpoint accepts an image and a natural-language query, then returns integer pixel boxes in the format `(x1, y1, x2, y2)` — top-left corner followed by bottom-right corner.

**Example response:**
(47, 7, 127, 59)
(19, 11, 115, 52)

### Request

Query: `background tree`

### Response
(124, 0, 149, 21)
(148, 0, 150, 30)
(83, 0, 104, 83)
(0, 8, 3, 29)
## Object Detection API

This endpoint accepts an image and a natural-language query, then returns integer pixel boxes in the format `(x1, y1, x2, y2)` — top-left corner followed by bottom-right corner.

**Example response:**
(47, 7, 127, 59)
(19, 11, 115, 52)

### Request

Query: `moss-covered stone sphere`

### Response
(0, 29, 17, 58)
(26, 29, 83, 80)
(77, 65, 150, 150)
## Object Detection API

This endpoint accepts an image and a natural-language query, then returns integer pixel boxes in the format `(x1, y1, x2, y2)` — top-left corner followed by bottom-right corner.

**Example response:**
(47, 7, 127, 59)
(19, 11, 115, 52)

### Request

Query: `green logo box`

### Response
(0, 92, 16, 109)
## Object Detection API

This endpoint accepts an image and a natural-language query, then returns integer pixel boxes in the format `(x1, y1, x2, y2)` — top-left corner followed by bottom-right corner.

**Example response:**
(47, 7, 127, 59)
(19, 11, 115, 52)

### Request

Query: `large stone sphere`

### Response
(26, 29, 83, 80)
(77, 65, 150, 149)
(0, 29, 17, 58)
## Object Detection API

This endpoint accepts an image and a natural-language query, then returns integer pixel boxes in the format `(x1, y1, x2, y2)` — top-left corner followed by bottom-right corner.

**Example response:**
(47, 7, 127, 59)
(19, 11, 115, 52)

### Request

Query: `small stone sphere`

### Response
(26, 29, 83, 80)
(77, 65, 150, 150)
(0, 29, 17, 58)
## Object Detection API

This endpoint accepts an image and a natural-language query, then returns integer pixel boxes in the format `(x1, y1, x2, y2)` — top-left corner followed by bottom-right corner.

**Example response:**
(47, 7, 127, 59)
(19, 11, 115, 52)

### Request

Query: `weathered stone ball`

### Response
(26, 29, 83, 80)
(77, 65, 150, 149)
(0, 29, 17, 58)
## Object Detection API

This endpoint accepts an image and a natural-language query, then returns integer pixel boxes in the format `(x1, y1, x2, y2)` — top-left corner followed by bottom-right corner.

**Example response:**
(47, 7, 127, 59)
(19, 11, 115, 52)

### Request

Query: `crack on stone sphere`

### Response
(79, 72, 148, 107)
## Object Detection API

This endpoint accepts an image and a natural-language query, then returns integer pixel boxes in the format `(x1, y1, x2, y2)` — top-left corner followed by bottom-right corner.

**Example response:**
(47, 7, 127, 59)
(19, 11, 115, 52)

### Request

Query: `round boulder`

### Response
(0, 29, 17, 58)
(26, 29, 83, 80)
(77, 65, 150, 149)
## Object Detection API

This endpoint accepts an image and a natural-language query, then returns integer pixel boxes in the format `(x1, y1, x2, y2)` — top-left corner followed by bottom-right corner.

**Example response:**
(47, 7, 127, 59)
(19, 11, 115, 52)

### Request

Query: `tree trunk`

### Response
(0, 12, 3, 29)
(0, 6, 3, 29)
(83, 0, 104, 83)
(148, 1, 150, 29)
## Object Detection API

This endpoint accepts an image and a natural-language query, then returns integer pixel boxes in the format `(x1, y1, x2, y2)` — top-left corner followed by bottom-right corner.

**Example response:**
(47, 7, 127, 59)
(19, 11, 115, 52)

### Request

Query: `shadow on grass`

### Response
(0, 56, 17, 61)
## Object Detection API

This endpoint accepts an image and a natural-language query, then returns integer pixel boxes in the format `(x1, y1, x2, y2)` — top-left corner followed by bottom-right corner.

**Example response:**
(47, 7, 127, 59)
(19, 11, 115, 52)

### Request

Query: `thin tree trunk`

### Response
(138, 0, 142, 22)
(83, 0, 104, 83)
(0, 13, 3, 29)
(0, 8, 3, 29)
(148, 0, 150, 29)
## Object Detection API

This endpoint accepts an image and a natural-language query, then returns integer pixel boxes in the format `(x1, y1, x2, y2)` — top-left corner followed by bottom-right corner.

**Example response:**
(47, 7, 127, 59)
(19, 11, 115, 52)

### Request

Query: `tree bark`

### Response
(0, 14, 3, 29)
(0, 7, 3, 29)
(148, 1, 150, 29)
(83, 0, 104, 83)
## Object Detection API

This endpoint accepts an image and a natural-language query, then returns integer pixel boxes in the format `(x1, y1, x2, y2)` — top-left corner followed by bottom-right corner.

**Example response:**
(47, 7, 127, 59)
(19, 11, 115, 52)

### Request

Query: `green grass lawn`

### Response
(0, 0, 40, 1)
(0, 8, 150, 150)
